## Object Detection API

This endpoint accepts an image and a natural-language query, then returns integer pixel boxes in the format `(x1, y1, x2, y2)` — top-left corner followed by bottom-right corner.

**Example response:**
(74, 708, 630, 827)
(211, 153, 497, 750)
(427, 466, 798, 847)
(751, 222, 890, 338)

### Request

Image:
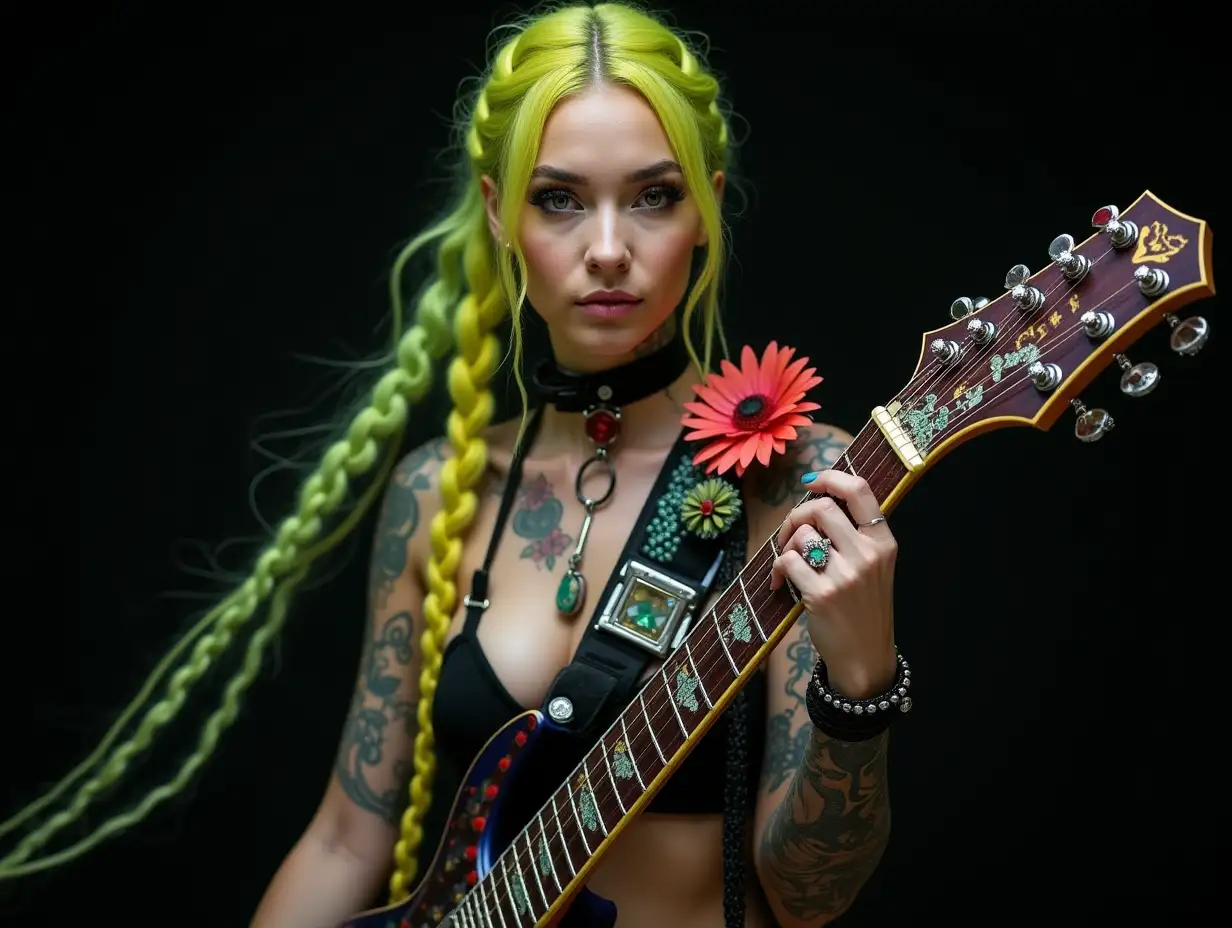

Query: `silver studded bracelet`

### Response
(805, 650, 913, 742)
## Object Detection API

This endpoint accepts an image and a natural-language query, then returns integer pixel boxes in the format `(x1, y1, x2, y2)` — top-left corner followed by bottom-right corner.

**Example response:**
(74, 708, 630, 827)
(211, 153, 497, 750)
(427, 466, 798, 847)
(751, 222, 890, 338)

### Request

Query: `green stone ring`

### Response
(804, 537, 831, 571)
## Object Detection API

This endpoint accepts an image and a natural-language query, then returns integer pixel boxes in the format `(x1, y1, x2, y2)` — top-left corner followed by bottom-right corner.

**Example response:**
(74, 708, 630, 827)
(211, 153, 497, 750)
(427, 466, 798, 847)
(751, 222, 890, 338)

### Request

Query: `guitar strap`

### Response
(464, 403, 745, 743)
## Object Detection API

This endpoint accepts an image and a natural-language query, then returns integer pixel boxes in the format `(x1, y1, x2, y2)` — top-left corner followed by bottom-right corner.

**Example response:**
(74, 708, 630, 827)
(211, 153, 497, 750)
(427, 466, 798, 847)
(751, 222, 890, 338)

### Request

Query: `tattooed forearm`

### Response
(334, 611, 416, 824)
(759, 730, 891, 924)
(760, 622, 819, 791)
(754, 427, 850, 506)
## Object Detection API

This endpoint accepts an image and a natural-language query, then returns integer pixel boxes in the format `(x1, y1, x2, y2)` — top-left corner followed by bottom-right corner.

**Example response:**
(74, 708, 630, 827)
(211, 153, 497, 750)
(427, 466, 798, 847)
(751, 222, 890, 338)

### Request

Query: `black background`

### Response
(3, 3, 1224, 925)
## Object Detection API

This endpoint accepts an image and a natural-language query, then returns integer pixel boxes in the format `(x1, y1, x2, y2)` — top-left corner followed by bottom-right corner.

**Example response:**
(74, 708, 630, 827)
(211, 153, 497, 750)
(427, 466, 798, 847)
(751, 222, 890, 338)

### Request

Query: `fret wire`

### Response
(684, 640, 713, 709)
(459, 901, 475, 928)
(600, 742, 627, 813)
(536, 813, 563, 892)
(510, 852, 534, 926)
(477, 875, 499, 928)
(712, 609, 741, 675)
(737, 572, 767, 640)
(661, 665, 690, 736)
(582, 759, 609, 836)
(523, 829, 550, 911)
(766, 533, 799, 604)
(498, 858, 516, 927)
(566, 780, 594, 856)
(639, 692, 667, 762)
(550, 795, 576, 875)
(619, 715, 647, 790)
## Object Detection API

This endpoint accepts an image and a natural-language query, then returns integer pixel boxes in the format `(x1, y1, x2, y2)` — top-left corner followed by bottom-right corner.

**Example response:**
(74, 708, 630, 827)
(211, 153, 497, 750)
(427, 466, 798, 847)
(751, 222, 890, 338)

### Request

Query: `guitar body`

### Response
(342, 710, 617, 928)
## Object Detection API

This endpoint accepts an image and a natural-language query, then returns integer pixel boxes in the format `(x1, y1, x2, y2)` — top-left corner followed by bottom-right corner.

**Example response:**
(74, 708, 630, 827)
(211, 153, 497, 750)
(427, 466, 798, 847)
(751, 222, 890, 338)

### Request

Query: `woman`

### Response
(1, 5, 906, 927)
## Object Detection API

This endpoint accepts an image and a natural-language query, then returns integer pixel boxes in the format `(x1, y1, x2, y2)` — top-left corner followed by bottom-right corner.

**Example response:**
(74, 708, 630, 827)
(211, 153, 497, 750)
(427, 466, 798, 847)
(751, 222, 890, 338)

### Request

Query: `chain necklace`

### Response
(529, 336, 690, 619)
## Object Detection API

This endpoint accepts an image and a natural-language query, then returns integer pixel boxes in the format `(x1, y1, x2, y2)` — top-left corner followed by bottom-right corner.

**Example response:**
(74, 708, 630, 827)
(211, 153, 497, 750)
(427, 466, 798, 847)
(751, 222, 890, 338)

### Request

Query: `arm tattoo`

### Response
(513, 473, 573, 572)
(754, 427, 850, 506)
(760, 729, 891, 923)
(760, 621, 819, 792)
(369, 440, 443, 612)
(334, 611, 416, 825)
(335, 442, 440, 822)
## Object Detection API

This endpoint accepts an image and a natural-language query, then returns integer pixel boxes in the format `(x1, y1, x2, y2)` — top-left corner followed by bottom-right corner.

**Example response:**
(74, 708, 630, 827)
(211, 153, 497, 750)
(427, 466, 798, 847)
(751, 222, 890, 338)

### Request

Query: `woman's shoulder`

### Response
(386, 418, 518, 506)
(743, 421, 855, 512)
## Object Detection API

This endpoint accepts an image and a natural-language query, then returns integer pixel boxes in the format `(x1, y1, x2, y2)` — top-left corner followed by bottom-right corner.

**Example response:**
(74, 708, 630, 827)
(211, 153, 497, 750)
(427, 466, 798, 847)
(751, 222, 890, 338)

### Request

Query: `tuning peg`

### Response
(949, 296, 990, 320)
(1048, 234, 1091, 282)
(1027, 360, 1062, 391)
(1071, 399, 1114, 443)
(1091, 205, 1139, 249)
(1081, 310, 1116, 339)
(1134, 265, 1170, 297)
(1163, 313, 1210, 356)
(1004, 265, 1045, 312)
(1114, 353, 1161, 397)
(930, 338, 960, 364)
(966, 316, 997, 345)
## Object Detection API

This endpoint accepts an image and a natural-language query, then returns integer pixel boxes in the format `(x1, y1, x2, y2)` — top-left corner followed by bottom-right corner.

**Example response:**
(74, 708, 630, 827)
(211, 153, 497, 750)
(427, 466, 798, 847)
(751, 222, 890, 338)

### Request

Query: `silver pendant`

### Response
(556, 504, 593, 618)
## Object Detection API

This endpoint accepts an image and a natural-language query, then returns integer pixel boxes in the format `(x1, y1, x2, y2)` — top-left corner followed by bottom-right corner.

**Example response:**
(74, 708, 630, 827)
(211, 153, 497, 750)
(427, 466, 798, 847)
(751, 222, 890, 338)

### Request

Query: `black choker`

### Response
(530, 335, 690, 414)
(524, 333, 691, 620)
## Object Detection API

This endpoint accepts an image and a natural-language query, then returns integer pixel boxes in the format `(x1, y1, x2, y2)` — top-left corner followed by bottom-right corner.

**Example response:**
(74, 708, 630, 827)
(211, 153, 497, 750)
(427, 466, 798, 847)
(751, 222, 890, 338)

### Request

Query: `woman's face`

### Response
(484, 83, 722, 372)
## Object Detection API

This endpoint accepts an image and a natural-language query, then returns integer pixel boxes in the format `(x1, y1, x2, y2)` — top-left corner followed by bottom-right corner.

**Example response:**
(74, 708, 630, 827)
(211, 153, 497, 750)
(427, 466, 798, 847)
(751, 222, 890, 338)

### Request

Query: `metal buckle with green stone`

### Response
(596, 560, 702, 659)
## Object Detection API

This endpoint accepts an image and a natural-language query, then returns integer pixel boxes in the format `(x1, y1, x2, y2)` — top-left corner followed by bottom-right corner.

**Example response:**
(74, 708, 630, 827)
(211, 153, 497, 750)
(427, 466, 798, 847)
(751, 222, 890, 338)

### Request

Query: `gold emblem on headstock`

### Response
(1069, 295, 1081, 313)
(1132, 221, 1189, 265)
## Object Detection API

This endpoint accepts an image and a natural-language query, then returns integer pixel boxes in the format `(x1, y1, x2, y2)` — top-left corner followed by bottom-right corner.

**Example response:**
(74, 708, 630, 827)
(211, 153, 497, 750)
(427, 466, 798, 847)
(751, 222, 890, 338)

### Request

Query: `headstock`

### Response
(881, 190, 1214, 469)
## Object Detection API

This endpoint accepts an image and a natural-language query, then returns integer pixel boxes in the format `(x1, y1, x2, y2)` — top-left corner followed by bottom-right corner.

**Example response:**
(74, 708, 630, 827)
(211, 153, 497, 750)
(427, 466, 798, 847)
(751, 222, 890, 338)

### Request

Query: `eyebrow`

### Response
(529, 158, 683, 184)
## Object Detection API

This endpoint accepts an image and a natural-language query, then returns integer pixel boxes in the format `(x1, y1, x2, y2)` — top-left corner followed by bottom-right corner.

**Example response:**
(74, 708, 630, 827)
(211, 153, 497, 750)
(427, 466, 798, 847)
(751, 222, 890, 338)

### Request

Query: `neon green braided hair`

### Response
(0, 3, 736, 897)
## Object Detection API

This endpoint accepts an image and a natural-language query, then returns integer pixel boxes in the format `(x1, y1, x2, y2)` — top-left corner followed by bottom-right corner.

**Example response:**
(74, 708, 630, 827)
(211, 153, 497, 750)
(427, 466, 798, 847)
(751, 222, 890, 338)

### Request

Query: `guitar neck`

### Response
(466, 423, 912, 924)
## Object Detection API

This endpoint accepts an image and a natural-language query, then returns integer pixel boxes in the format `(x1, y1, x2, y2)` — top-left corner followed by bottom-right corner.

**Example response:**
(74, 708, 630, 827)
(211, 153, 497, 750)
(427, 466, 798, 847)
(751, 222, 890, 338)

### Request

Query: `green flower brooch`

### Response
(681, 478, 743, 540)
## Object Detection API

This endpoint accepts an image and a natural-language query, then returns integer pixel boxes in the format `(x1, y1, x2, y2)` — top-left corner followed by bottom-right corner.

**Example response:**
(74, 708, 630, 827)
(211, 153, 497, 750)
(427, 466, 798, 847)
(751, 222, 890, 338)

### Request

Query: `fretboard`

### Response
(453, 422, 908, 928)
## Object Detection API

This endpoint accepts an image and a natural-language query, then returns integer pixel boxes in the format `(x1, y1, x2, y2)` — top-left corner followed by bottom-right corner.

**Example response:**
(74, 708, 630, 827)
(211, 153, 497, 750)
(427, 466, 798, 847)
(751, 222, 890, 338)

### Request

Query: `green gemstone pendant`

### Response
(557, 570, 585, 617)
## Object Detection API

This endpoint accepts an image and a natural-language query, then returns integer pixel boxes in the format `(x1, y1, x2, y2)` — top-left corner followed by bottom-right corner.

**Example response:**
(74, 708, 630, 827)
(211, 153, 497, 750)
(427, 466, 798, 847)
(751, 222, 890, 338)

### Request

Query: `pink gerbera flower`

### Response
(681, 342, 822, 477)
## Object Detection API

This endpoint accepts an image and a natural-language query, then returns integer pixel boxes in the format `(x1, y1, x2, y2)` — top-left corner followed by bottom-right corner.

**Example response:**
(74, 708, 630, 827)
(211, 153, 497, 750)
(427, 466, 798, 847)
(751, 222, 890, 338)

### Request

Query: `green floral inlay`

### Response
(674, 664, 701, 712)
(728, 603, 753, 643)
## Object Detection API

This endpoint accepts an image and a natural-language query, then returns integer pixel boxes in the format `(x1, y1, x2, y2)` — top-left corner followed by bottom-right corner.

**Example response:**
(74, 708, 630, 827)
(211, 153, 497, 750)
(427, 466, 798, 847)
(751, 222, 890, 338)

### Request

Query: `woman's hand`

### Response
(769, 469, 899, 699)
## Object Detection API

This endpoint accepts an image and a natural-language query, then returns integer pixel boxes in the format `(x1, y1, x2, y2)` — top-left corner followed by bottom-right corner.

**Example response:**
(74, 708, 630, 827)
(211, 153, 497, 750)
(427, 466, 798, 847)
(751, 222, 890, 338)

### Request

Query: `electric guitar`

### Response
(340, 190, 1215, 928)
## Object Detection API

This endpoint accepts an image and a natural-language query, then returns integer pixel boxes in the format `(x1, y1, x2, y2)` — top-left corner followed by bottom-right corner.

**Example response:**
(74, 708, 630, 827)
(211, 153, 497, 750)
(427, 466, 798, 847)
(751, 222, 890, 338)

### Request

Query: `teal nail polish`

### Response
(800, 472, 818, 484)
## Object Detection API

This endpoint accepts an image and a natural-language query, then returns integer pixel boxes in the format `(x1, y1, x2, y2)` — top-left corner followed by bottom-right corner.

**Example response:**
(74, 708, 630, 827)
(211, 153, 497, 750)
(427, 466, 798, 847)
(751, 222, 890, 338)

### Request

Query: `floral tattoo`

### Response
(513, 474, 573, 571)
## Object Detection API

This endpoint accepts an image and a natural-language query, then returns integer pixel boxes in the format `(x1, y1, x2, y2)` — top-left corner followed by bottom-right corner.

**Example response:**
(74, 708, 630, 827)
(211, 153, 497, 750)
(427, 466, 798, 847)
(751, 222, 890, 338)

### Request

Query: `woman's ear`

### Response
(481, 175, 504, 245)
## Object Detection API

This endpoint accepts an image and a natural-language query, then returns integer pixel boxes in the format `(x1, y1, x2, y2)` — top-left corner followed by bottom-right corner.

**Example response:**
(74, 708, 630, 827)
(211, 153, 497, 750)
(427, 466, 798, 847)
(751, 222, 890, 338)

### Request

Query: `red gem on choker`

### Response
(584, 407, 620, 446)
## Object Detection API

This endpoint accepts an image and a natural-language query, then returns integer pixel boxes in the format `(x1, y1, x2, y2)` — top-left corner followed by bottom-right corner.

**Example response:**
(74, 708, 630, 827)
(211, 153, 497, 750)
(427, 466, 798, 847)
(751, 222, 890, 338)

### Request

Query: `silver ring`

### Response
(858, 516, 887, 528)
(803, 537, 831, 570)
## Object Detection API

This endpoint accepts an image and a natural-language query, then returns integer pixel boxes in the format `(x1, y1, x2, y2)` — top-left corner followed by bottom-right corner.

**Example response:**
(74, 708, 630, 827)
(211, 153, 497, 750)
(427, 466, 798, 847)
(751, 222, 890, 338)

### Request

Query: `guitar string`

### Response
(849, 246, 1146, 491)
(885, 274, 1143, 467)
(450, 250, 1157, 923)
(883, 240, 1118, 431)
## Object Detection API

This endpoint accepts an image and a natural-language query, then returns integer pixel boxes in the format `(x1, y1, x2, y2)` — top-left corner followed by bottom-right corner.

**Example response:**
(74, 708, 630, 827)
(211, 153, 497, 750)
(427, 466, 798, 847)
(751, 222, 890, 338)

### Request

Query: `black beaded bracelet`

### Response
(805, 650, 913, 742)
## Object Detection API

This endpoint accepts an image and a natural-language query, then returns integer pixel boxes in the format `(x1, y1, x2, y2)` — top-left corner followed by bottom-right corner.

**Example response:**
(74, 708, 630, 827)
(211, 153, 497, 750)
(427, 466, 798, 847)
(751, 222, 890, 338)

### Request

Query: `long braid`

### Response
(0, 296, 453, 877)
(390, 85, 514, 901)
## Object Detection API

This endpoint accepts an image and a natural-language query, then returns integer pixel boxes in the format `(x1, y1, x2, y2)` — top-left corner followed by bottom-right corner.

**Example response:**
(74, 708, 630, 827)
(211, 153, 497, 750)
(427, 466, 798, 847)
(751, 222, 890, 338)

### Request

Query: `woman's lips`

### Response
(576, 299, 642, 318)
